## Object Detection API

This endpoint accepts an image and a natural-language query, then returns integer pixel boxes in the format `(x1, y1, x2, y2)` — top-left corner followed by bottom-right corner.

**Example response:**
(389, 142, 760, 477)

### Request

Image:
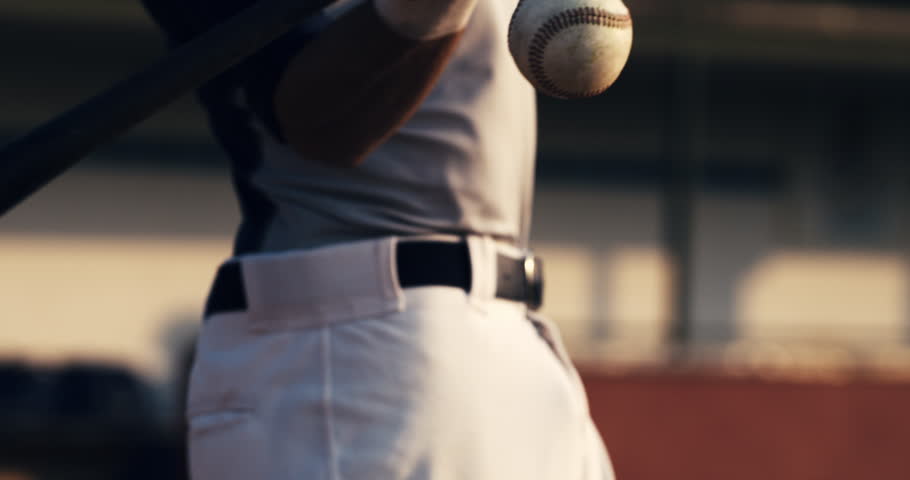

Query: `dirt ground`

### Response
(581, 366, 910, 480)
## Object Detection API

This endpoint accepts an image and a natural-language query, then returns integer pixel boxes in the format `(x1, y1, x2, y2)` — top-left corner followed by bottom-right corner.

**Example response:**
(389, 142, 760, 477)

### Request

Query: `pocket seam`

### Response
(188, 407, 257, 438)
(186, 393, 258, 420)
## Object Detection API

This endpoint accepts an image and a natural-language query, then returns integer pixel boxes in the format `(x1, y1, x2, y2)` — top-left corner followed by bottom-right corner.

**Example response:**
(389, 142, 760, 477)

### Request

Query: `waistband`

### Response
(203, 236, 543, 330)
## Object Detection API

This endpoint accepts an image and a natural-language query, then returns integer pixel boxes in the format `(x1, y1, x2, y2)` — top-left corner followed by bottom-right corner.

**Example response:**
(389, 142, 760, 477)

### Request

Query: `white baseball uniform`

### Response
(174, 0, 616, 478)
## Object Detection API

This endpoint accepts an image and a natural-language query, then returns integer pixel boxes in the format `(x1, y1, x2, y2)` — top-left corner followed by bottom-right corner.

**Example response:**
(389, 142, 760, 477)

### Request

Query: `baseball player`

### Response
(140, 0, 615, 478)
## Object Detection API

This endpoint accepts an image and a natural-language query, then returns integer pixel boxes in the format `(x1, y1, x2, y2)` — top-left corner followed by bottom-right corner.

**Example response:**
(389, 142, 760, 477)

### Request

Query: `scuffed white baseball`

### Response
(508, 0, 633, 99)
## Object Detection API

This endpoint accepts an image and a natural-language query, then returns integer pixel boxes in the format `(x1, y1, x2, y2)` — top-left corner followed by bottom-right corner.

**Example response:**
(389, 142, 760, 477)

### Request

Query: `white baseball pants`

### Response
(187, 235, 615, 480)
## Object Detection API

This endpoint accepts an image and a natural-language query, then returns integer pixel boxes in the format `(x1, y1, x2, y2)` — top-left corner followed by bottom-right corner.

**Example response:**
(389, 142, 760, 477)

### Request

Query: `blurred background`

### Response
(2, 0, 910, 478)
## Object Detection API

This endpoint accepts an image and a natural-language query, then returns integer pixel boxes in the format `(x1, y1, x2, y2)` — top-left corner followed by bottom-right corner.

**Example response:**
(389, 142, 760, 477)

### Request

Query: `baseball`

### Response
(508, 0, 633, 99)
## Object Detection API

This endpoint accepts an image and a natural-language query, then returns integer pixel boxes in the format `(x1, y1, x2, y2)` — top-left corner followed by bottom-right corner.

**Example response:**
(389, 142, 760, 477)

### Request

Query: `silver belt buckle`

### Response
(522, 252, 544, 311)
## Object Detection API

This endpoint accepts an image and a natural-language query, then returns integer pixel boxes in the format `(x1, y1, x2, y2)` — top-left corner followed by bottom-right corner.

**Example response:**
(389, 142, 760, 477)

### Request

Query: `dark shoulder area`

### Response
(139, 0, 331, 141)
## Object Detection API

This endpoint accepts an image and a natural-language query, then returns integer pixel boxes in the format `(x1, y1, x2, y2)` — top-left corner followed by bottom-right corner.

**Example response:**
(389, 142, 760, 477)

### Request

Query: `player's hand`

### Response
(373, 0, 479, 39)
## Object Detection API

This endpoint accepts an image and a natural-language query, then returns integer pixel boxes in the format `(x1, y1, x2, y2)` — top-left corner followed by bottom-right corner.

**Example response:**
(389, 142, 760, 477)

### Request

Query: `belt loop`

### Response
(237, 238, 406, 332)
(465, 235, 497, 307)
(383, 237, 407, 312)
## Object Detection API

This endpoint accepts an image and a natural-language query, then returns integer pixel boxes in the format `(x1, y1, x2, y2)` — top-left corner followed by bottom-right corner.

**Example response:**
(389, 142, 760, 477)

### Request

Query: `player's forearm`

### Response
(273, 0, 473, 167)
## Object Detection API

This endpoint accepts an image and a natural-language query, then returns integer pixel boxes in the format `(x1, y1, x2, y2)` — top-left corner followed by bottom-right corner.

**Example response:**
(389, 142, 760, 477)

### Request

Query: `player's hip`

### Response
(187, 288, 595, 479)
(186, 235, 609, 479)
(189, 234, 553, 415)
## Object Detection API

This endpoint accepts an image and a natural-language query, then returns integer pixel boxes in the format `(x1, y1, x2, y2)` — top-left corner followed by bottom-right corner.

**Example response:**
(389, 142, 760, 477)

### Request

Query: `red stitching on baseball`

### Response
(526, 8, 632, 99)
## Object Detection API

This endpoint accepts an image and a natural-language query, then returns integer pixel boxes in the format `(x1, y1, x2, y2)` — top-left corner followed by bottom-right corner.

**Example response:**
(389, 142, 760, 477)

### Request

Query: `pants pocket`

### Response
(528, 313, 616, 479)
(188, 409, 269, 480)
(527, 311, 576, 371)
(527, 311, 591, 408)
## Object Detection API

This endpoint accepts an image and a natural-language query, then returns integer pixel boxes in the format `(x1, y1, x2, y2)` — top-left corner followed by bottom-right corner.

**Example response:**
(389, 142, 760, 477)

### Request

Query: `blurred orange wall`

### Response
(581, 368, 910, 480)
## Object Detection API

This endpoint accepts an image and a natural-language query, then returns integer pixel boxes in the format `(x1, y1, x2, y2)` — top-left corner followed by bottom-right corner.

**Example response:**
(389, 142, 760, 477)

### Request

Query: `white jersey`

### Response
(236, 0, 537, 253)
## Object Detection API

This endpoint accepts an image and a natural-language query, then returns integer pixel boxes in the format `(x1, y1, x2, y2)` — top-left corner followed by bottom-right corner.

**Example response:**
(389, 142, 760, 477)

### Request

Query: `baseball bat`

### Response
(0, 0, 336, 217)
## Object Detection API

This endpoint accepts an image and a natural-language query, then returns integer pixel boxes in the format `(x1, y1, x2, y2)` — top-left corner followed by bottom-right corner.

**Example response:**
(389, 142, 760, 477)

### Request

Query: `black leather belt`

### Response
(204, 241, 544, 317)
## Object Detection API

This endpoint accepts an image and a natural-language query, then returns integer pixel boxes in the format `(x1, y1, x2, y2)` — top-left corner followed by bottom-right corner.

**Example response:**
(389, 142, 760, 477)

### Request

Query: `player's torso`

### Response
(241, 0, 537, 253)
